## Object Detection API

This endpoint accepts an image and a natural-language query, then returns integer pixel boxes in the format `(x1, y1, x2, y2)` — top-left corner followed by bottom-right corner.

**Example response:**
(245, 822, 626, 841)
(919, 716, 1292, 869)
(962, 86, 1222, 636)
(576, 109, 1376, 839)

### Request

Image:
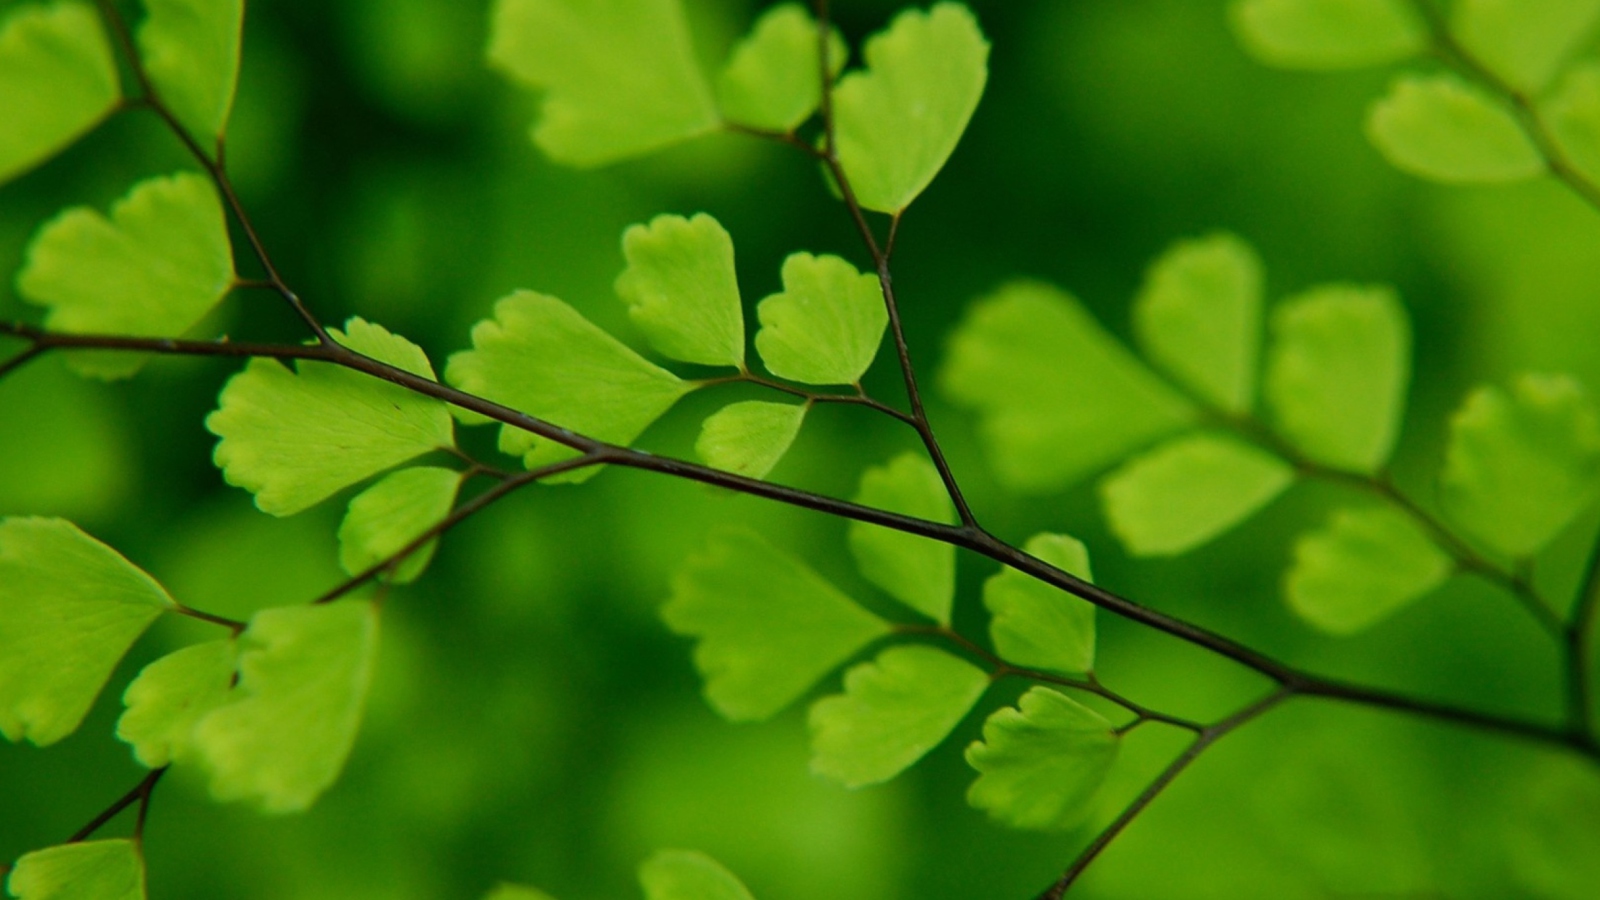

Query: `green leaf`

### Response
(638, 850, 755, 900)
(445, 291, 692, 477)
(753, 252, 886, 386)
(116, 640, 237, 769)
(1439, 374, 1600, 559)
(694, 400, 806, 480)
(192, 601, 379, 814)
(662, 529, 890, 722)
(1546, 62, 1600, 193)
(486, 0, 718, 167)
(337, 466, 461, 584)
(809, 645, 988, 788)
(482, 887, 558, 900)
(1286, 505, 1452, 634)
(17, 172, 234, 379)
(615, 213, 745, 368)
(137, 0, 244, 139)
(208, 318, 455, 515)
(1100, 432, 1295, 556)
(1228, 0, 1426, 70)
(940, 281, 1197, 492)
(1132, 232, 1264, 413)
(0, 1, 120, 185)
(965, 687, 1119, 830)
(716, 4, 845, 133)
(1264, 284, 1409, 473)
(1365, 73, 1543, 183)
(847, 453, 956, 624)
(984, 533, 1096, 674)
(832, 3, 989, 213)
(0, 517, 173, 747)
(6, 839, 144, 900)
(1453, 0, 1600, 94)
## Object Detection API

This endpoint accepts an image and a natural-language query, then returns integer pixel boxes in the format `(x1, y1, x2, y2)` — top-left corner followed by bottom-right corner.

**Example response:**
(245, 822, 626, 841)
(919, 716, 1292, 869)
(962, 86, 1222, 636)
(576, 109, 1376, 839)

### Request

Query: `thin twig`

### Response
(66, 767, 167, 845)
(173, 603, 247, 635)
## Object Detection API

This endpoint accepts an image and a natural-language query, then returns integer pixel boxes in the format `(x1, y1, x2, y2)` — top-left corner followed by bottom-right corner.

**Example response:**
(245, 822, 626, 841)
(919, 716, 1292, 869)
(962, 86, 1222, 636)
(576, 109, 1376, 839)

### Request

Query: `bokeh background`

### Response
(2, 0, 1599, 897)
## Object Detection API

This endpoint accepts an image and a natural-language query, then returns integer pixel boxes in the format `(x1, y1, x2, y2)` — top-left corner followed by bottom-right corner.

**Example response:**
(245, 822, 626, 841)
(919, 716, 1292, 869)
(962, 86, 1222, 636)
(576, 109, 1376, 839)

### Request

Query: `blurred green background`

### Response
(3, 0, 1599, 897)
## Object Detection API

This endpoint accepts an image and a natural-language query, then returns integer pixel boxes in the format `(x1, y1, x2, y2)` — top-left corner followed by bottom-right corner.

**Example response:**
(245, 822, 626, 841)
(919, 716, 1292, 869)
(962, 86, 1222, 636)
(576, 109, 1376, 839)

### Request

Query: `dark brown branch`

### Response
(66, 767, 167, 845)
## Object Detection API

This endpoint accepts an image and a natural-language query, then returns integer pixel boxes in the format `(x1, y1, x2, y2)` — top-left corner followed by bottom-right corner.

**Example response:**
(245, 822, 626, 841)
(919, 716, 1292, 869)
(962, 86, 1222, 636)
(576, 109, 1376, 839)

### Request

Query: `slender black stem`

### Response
(173, 603, 247, 634)
(699, 370, 919, 425)
(65, 767, 167, 845)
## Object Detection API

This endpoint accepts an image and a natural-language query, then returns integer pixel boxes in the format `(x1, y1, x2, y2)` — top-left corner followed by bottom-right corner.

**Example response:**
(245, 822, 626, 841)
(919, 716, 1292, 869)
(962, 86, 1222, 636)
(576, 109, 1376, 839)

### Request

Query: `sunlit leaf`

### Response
(984, 533, 1096, 674)
(336, 466, 460, 584)
(662, 529, 890, 722)
(754, 252, 886, 386)
(847, 453, 956, 624)
(965, 687, 1119, 830)
(716, 3, 845, 133)
(1228, 0, 1425, 69)
(208, 318, 455, 516)
(1132, 232, 1264, 413)
(486, 0, 718, 166)
(1453, 0, 1600, 94)
(0, 517, 173, 747)
(0, 1, 119, 185)
(445, 291, 691, 477)
(1100, 432, 1294, 556)
(1439, 374, 1600, 559)
(695, 400, 806, 480)
(193, 601, 379, 814)
(638, 850, 755, 900)
(5, 839, 144, 900)
(1365, 73, 1543, 183)
(137, 0, 244, 139)
(1546, 62, 1600, 193)
(940, 281, 1197, 492)
(809, 645, 988, 788)
(17, 172, 234, 379)
(1286, 505, 1451, 635)
(1264, 285, 1409, 473)
(116, 639, 236, 769)
(481, 886, 558, 900)
(832, 3, 989, 213)
(615, 213, 745, 368)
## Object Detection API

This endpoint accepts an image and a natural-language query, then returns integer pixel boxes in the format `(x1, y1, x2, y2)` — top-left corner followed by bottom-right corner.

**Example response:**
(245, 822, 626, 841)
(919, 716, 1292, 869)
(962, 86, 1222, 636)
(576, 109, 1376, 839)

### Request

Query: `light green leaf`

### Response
(1133, 232, 1264, 413)
(116, 640, 236, 769)
(482, 886, 557, 900)
(6, 839, 144, 900)
(0, 1, 120, 185)
(1439, 374, 1600, 559)
(445, 291, 691, 477)
(1365, 73, 1543, 183)
(716, 4, 845, 133)
(1453, 0, 1600, 94)
(662, 529, 890, 722)
(615, 213, 744, 368)
(208, 318, 455, 516)
(17, 172, 234, 379)
(754, 252, 886, 386)
(1228, 0, 1426, 69)
(486, 0, 718, 166)
(1286, 505, 1452, 634)
(984, 533, 1096, 674)
(695, 400, 806, 480)
(0, 517, 173, 747)
(1546, 62, 1600, 190)
(638, 850, 754, 900)
(847, 453, 956, 624)
(832, 3, 989, 213)
(809, 645, 988, 788)
(337, 466, 461, 584)
(940, 281, 1197, 493)
(1100, 432, 1295, 556)
(965, 687, 1119, 830)
(1264, 285, 1409, 473)
(193, 601, 379, 814)
(137, 0, 244, 139)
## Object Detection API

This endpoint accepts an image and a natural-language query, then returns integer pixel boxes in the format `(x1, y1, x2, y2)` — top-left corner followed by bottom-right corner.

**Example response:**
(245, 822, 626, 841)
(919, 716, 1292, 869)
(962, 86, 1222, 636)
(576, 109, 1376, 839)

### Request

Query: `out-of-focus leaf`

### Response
(336, 466, 460, 584)
(694, 400, 806, 480)
(965, 687, 1119, 830)
(1453, 0, 1600, 94)
(1228, 0, 1425, 69)
(1365, 73, 1543, 183)
(847, 453, 956, 623)
(137, 0, 244, 139)
(638, 850, 755, 900)
(117, 639, 237, 768)
(1548, 62, 1600, 186)
(5, 839, 144, 900)
(481, 886, 558, 900)
(1286, 505, 1452, 634)
(716, 4, 845, 132)
(0, 2, 119, 184)
(754, 252, 886, 386)
(984, 533, 1096, 674)
(615, 213, 744, 368)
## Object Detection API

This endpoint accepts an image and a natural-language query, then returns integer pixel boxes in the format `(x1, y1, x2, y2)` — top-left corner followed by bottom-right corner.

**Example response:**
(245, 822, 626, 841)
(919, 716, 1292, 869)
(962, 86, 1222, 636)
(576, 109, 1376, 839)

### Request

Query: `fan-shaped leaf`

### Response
(832, 3, 989, 213)
(1228, 0, 1425, 70)
(17, 172, 234, 379)
(984, 533, 1096, 674)
(965, 687, 1119, 831)
(0, 2, 119, 185)
(1546, 62, 1600, 199)
(695, 400, 806, 480)
(615, 213, 745, 368)
(716, 4, 845, 133)
(137, 0, 244, 139)
(940, 281, 1197, 492)
(638, 850, 754, 900)
(0, 517, 173, 747)
(337, 466, 461, 584)
(486, 0, 718, 166)
(847, 453, 956, 624)
(754, 252, 886, 386)
(208, 318, 455, 516)
(1286, 505, 1451, 635)
(662, 529, 889, 722)
(116, 639, 236, 769)
(1453, 0, 1600, 94)
(1365, 73, 1543, 183)
(5, 840, 144, 900)
(809, 645, 988, 788)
